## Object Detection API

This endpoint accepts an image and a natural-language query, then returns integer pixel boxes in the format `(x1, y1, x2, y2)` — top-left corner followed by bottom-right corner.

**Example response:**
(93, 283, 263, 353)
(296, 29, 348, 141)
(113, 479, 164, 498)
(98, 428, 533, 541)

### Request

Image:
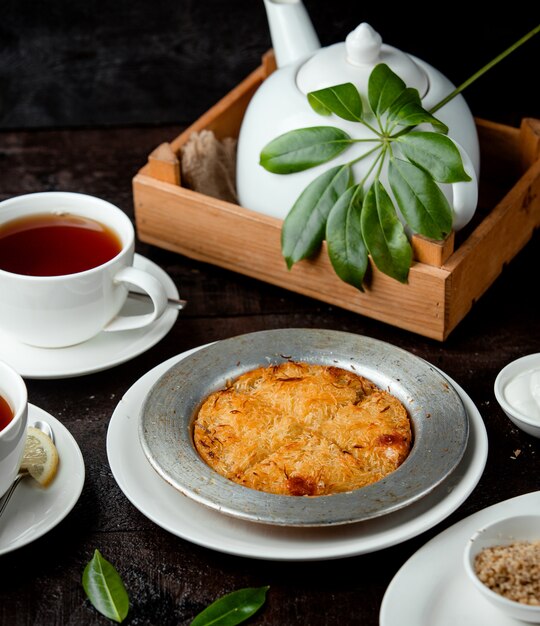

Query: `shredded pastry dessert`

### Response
(193, 361, 412, 496)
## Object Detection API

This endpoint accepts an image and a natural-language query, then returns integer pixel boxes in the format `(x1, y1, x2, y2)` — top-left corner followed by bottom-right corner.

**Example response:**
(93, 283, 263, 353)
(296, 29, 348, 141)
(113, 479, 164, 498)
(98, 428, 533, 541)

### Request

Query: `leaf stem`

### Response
(350, 138, 382, 143)
(430, 23, 540, 114)
(375, 146, 387, 179)
(358, 146, 386, 188)
(357, 118, 384, 137)
(348, 143, 383, 169)
(387, 120, 400, 135)
(377, 112, 388, 136)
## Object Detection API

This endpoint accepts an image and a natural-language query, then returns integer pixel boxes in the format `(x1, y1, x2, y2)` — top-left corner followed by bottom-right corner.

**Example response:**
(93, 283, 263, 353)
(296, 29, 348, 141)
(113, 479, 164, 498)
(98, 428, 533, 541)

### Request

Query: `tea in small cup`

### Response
(0, 391, 14, 432)
(0, 360, 28, 498)
(0, 192, 169, 348)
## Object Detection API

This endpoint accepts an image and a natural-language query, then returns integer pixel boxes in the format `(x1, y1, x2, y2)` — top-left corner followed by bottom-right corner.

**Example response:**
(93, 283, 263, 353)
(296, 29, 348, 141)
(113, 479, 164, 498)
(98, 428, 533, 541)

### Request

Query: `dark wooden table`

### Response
(0, 125, 539, 626)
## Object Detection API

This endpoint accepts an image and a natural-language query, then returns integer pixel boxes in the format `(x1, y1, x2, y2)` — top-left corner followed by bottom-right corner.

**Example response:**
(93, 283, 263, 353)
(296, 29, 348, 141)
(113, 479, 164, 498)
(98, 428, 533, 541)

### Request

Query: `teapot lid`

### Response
(296, 23, 429, 98)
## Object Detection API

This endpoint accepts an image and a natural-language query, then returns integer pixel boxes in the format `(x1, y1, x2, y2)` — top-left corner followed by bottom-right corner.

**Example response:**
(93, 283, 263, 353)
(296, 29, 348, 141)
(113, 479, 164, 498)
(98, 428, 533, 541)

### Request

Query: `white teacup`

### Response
(0, 192, 169, 348)
(0, 360, 28, 498)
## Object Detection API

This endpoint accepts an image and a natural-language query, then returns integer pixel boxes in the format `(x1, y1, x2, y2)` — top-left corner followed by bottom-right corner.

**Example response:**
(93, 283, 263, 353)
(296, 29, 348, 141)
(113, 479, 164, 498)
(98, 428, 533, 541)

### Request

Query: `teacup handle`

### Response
(450, 140, 478, 231)
(103, 266, 168, 332)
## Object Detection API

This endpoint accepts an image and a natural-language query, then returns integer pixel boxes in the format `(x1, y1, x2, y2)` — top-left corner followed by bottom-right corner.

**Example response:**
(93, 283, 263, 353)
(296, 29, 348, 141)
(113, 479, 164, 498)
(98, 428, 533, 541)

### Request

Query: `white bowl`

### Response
(464, 514, 540, 622)
(494, 353, 540, 438)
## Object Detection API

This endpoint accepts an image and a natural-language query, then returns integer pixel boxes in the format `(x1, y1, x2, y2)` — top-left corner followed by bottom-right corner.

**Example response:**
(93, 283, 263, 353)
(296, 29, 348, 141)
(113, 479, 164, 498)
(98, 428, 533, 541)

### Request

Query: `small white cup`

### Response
(0, 192, 169, 348)
(0, 360, 28, 498)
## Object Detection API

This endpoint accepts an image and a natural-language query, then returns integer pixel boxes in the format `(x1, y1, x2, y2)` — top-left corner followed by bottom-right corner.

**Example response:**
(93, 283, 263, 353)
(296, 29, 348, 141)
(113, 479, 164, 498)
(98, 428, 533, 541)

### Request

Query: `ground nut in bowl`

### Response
(139, 328, 469, 527)
(494, 353, 540, 439)
(464, 514, 540, 622)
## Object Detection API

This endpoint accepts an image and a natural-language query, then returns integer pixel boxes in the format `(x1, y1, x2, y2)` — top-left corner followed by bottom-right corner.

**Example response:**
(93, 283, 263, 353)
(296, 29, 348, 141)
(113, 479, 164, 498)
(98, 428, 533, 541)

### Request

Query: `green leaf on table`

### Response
(190, 586, 269, 626)
(368, 63, 407, 116)
(387, 88, 448, 134)
(308, 83, 363, 122)
(361, 181, 412, 283)
(82, 550, 129, 623)
(282, 164, 352, 268)
(396, 131, 471, 182)
(326, 185, 368, 290)
(388, 157, 453, 239)
(260, 126, 352, 174)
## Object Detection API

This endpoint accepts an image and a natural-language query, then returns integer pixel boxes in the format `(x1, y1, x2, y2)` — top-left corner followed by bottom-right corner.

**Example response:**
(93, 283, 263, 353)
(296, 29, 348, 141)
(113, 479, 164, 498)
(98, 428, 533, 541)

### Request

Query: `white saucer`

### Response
(0, 254, 179, 379)
(106, 346, 488, 561)
(380, 490, 540, 625)
(0, 404, 85, 555)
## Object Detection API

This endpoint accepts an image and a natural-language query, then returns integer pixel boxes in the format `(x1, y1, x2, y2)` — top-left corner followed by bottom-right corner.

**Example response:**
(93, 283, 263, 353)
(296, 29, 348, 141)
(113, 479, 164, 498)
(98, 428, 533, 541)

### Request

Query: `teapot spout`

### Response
(263, 0, 320, 68)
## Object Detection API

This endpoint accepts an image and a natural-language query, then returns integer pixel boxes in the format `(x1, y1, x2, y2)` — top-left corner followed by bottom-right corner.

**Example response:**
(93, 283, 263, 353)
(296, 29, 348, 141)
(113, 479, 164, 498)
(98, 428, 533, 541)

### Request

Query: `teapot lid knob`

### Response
(346, 23, 382, 65)
(296, 21, 429, 98)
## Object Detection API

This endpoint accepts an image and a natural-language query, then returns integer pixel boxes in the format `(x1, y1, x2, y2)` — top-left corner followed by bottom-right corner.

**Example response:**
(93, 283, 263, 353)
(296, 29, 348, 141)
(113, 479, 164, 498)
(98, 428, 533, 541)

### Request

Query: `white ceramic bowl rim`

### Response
(494, 353, 540, 427)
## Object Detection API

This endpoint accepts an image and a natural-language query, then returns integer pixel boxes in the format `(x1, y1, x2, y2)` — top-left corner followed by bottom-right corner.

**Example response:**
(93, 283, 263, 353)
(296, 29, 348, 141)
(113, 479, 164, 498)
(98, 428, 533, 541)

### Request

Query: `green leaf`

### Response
(282, 165, 352, 268)
(396, 131, 472, 183)
(326, 185, 368, 290)
(82, 550, 129, 623)
(361, 181, 412, 283)
(308, 83, 363, 122)
(387, 88, 448, 134)
(368, 63, 406, 116)
(388, 157, 453, 239)
(190, 586, 269, 626)
(260, 126, 352, 174)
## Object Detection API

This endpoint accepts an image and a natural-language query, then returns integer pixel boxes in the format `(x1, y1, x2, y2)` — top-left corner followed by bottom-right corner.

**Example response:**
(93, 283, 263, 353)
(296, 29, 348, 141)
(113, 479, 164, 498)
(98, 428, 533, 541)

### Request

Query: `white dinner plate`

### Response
(139, 330, 469, 527)
(0, 404, 85, 555)
(106, 345, 488, 561)
(0, 254, 180, 379)
(380, 490, 540, 625)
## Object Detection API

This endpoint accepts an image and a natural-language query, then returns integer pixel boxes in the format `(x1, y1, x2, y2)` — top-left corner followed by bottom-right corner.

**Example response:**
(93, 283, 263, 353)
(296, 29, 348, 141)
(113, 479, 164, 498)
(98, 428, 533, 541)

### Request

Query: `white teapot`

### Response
(236, 0, 480, 231)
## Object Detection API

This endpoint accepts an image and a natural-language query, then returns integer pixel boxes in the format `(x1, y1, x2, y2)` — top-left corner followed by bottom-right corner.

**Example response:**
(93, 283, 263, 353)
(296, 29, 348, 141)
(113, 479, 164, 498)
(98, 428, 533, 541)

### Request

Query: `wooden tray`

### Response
(132, 51, 540, 341)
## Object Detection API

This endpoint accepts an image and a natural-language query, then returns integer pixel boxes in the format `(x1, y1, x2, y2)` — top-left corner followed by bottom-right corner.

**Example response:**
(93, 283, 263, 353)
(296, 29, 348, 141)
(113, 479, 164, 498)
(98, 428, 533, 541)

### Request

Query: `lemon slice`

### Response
(19, 426, 59, 487)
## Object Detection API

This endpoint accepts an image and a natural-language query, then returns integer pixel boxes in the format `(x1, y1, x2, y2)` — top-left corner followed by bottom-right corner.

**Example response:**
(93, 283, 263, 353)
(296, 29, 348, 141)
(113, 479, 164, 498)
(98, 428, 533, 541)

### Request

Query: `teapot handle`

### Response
(450, 140, 478, 231)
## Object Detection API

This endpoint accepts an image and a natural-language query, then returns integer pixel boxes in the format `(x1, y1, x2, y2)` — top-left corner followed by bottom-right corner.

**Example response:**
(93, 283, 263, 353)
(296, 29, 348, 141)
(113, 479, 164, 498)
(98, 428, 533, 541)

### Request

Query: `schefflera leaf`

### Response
(386, 88, 448, 134)
(368, 64, 447, 134)
(368, 63, 406, 117)
(361, 181, 412, 283)
(282, 164, 352, 269)
(326, 185, 368, 290)
(308, 83, 363, 122)
(388, 158, 453, 239)
(396, 131, 472, 182)
(260, 126, 352, 174)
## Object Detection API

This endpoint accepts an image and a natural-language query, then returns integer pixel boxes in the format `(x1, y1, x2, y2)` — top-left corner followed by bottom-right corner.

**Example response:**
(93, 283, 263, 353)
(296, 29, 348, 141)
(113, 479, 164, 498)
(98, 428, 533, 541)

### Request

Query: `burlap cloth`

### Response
(180, 130, 238, 204)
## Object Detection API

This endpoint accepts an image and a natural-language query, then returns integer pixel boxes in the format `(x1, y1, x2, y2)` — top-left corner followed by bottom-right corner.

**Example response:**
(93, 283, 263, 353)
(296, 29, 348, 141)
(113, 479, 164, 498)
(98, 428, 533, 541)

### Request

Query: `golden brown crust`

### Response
(193, 361, 411, 496)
